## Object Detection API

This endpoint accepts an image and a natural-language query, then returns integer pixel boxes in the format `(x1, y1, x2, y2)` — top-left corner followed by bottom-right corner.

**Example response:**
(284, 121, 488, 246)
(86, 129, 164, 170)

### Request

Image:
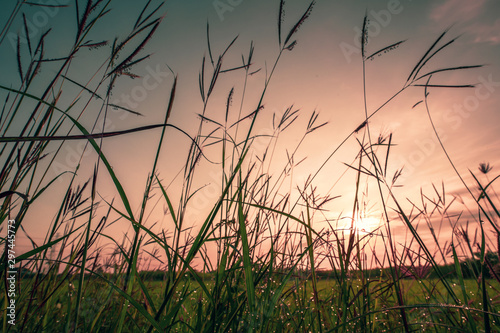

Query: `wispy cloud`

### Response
(430, 0, 487, 24)
(470, 19, 500, 45)
(429, 0, 500, 45)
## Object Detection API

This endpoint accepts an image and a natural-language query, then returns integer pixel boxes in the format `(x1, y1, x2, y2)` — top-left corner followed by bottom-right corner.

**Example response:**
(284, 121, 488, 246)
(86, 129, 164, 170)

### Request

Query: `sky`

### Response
(1, 0, 500, 269)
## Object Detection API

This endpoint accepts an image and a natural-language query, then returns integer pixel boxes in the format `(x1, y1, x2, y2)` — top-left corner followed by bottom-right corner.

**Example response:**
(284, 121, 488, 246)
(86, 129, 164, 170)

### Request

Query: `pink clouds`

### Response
(430, 0, 500, 45)
(430, 0, 486, 24)
(471, 19, 500, 44)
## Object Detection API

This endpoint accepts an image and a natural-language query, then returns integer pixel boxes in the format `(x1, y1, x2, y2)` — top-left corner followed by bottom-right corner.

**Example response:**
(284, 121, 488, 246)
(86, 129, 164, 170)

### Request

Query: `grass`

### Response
(1, 0, 500, 332)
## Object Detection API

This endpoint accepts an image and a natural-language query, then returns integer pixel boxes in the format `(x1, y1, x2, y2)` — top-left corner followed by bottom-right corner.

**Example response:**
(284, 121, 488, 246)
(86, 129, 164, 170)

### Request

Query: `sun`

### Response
(353, 216, 383, 235)
(336, 216, 383, 236)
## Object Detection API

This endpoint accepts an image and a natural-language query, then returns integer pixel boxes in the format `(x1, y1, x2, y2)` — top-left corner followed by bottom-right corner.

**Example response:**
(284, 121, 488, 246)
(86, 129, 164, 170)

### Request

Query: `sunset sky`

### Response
(1, 0, 500, 266)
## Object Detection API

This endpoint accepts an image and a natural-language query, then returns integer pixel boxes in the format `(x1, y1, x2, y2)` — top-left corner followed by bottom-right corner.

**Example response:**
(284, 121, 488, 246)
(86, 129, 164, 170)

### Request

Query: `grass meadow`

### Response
(1, 0, 500, 332)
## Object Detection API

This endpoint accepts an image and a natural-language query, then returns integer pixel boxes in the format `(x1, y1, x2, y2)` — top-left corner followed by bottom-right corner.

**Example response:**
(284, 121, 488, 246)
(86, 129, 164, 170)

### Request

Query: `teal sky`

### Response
(2, 0, 500, 267)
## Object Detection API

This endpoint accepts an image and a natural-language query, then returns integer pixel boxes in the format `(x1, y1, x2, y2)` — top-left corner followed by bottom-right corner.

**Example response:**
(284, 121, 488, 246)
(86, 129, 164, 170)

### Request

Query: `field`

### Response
(1, 0, 500, 332)
(14, 273, 500, 332)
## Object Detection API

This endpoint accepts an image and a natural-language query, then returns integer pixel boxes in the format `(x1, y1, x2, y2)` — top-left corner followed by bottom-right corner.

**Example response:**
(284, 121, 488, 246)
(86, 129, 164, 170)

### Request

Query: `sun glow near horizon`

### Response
(325, 214, 385, 238)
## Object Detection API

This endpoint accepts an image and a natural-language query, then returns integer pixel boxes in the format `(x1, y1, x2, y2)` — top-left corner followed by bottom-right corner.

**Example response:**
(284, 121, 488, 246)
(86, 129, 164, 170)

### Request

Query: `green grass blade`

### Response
(237, 190, 255, 313)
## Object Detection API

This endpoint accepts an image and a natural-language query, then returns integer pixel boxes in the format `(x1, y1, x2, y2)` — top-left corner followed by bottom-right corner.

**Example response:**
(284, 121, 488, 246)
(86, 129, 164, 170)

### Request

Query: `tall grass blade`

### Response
(406, 28, 449, 83)
(238, 190, 256, 313)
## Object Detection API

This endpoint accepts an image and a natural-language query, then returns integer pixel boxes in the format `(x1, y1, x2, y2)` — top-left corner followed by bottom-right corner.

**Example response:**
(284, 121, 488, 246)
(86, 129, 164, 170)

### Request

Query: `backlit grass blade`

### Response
(237, 189, 255, 312)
